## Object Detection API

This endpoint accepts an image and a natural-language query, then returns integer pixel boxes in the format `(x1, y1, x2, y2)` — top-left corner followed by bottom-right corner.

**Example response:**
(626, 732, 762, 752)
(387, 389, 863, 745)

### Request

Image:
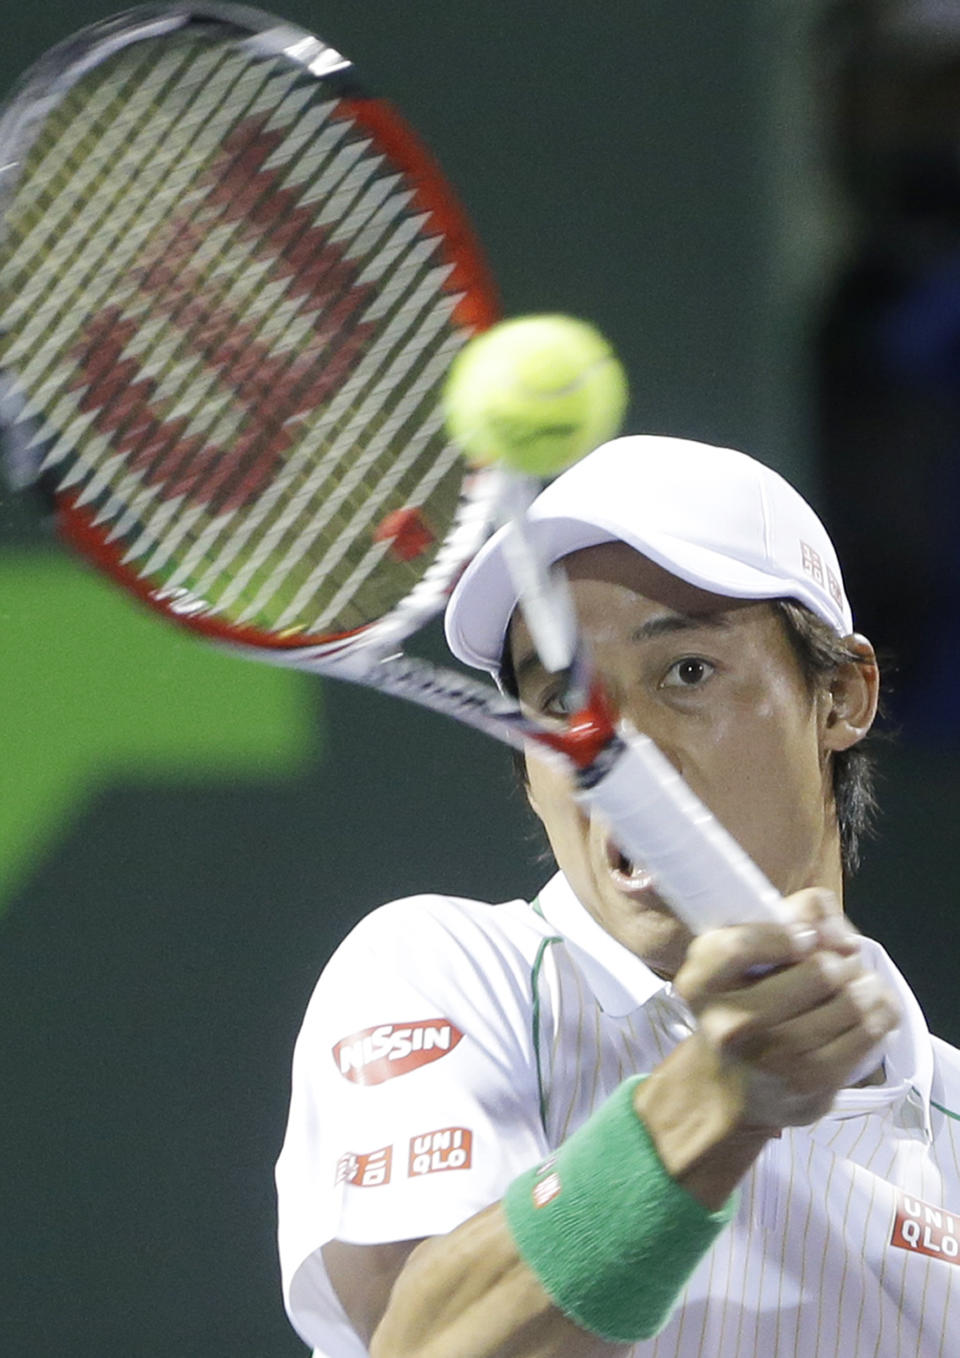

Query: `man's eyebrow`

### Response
(512, 648, 555, 685)
(631, 612, 734, 643)
(511, 611, 734, 683)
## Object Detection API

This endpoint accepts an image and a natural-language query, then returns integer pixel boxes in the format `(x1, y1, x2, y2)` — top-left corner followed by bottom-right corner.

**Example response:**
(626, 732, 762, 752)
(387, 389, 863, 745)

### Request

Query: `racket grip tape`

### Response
(575, 728, 786, 934)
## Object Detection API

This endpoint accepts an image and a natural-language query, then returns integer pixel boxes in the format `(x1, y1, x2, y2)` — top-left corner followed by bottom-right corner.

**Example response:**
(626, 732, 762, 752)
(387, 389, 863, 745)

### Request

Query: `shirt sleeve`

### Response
(275, 893, 550, 1353)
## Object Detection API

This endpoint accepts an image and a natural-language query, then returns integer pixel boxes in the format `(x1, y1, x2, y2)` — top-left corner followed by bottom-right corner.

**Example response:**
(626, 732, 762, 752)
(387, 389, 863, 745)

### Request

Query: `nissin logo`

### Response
(333, 1019, 463, 1085)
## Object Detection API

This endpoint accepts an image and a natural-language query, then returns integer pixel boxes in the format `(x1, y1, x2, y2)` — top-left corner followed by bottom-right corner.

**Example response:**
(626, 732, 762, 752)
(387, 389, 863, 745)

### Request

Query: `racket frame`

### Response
(0, 0, 501, 644)
(0, 3, 360, 490)
(0, 4, 787, 938)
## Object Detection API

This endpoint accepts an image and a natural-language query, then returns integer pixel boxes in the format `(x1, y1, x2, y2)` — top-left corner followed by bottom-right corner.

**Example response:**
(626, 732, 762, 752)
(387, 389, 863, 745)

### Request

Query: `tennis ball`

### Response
(443, 314, 629, 478)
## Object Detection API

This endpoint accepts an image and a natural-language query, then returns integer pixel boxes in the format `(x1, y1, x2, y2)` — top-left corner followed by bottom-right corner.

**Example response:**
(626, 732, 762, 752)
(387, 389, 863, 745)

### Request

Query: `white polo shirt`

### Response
(276, 874, 960, 1356)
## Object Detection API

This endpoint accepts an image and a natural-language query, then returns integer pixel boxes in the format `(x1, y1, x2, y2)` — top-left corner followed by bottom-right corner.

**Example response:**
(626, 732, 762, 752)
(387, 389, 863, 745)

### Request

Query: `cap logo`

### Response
(801, 541, 845, 618)
(827, 567, 843, 608)
(800, 541, 825, 589)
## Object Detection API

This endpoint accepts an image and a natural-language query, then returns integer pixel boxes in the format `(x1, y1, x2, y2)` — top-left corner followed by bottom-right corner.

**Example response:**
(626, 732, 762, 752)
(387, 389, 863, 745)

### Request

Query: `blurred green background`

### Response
(1, 3, 957, 1355)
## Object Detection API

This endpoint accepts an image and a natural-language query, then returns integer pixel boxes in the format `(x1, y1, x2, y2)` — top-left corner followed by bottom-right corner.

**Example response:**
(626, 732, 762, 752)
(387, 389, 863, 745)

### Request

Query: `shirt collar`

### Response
(535, 873, 935, 1134)
(828, 934, 934, 1137)
(536, 872, 669, 1014)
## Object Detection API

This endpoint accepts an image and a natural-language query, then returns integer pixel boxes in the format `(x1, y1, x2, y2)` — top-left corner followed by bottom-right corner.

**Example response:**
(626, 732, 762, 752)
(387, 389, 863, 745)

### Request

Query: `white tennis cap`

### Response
(444, 434, 853, 673)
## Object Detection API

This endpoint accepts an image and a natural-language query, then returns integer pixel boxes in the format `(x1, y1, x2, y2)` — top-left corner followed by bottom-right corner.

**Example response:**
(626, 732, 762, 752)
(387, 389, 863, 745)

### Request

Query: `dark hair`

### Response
(499, 598, 880, 879)
(771, 600, 879, 876)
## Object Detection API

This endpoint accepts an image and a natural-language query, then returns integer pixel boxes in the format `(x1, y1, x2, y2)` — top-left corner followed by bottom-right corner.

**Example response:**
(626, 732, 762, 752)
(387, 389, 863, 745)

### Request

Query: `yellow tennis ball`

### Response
(443, 314, 629, 477)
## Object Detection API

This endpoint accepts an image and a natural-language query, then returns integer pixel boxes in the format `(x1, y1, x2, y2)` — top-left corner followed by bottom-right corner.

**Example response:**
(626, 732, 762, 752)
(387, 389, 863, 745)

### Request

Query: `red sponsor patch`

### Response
(333, 1019, 463, 1085)
(335, 1145, 392, 1188)
(891, 1192, 960, 1263)
(532, 1172, 562, 1208)
(408, 1127, 473, 1176)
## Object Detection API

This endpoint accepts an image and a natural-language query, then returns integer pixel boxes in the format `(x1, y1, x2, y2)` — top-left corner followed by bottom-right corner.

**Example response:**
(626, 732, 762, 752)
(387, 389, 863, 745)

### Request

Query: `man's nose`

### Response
(595, 672, 685, 778)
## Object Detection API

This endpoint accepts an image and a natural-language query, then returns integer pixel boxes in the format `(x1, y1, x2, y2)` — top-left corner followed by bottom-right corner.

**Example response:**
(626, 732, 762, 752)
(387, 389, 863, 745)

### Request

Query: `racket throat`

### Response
(533, 679, 621, 774)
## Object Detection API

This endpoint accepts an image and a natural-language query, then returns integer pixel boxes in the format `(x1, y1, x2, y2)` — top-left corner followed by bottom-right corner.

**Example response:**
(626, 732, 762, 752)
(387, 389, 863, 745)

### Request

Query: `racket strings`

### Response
(7, 42, 188, 272)
(142, 98, 470, 607)
(57, 54, 328, 510)
(1, 31, 475, 637)
(34, 46, 423, 529)
(7, 39, 313, 455)
(6, 40, 249, 369)
(124, 106, 464, 624)
(219, 292, 462, 626)
(66, 67, 453, 562)
(128, 86, 472, 627)
(3, 40, 290, 491)
(97, 115, 377, 520)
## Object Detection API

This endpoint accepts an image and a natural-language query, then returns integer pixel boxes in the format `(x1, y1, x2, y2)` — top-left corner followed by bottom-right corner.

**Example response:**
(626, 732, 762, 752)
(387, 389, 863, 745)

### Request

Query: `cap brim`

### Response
(445, 512, 841, 673)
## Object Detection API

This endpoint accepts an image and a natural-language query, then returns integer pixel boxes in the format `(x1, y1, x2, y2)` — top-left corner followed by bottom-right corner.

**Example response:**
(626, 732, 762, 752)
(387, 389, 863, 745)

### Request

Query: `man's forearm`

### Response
(635, 1033, 775, 1210)
(371, 1042, 761, 1358)
(371, 1202, 633, 1358)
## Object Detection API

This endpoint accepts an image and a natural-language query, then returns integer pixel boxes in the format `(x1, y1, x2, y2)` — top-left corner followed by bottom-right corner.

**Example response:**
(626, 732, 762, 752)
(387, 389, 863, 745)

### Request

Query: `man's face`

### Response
(509, 542, 846, 979)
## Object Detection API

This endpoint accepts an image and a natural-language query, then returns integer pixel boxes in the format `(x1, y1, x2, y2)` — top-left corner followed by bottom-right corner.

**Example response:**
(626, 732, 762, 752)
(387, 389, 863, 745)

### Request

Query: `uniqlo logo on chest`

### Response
(891, 1192, 960, 1263)
(408, 1127, 473, 1176)
(336, 1145, 392, 1189)
(333, 1019, 463, 1085)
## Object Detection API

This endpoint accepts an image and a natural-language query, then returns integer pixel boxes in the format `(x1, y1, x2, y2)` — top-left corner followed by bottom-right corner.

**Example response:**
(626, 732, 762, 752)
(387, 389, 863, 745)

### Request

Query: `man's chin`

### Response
(593, 863, 693, 976)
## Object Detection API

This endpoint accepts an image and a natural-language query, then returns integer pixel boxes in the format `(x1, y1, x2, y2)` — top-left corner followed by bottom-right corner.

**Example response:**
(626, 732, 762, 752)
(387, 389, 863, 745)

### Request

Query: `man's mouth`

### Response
(605, 836, 656, 894)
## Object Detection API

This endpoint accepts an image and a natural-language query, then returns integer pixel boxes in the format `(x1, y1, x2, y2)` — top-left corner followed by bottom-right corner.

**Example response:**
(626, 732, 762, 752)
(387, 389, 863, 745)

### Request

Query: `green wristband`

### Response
(503, 1076, 736, 1342)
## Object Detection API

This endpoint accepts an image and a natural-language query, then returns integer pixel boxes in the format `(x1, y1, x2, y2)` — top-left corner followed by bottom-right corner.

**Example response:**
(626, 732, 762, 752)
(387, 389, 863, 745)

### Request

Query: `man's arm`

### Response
(327, 1209, 632, 1358)
(326, 1034, 762, 1358)
(323, 893, 899, 1358)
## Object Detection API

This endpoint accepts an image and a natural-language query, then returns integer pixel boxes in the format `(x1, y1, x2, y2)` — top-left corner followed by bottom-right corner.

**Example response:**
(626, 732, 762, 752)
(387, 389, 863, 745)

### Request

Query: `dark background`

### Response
(1, 3, 957, 1356)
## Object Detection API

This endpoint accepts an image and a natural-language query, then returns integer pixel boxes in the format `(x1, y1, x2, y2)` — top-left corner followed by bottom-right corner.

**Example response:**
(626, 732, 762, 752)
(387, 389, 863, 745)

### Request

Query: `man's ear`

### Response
(822, 634, 879, 752)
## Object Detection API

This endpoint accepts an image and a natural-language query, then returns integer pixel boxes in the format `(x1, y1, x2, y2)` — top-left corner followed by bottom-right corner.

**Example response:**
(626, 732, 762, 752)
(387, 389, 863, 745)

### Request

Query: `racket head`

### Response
(0, 3, 500, 657)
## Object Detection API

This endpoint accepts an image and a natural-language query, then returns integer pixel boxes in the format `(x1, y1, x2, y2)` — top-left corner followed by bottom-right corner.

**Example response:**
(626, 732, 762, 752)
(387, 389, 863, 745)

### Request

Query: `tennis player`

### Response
(276, 436, 960, 1357)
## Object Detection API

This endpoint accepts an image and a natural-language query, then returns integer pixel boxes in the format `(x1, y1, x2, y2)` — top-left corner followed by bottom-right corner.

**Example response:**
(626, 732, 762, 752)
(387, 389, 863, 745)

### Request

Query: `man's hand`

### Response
(673, 889, 901, 1129)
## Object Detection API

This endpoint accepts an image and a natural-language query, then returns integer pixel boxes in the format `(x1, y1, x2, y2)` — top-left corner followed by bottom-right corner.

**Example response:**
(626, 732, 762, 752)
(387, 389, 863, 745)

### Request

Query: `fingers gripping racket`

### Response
(0, 3, 785, 935)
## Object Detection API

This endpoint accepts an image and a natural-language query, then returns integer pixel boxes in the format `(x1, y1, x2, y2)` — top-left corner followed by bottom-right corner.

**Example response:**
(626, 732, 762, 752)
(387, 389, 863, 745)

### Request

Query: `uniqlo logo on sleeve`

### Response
(408, 1127, 473, 1176)
(333, 1019, 463, 1085)
(891, 1192, 960, 1263)
(335, 1145, 392, 1189)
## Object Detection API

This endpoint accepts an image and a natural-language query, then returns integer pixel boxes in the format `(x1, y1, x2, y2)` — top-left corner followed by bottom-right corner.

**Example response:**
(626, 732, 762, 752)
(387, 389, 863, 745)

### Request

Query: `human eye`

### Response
(659, 656, 716, 689)
(535, 682, 576, 717)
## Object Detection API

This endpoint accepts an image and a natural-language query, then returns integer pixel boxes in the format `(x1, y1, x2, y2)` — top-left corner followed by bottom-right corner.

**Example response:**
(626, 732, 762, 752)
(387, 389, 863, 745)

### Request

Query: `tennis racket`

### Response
(0, 3, 784, 934)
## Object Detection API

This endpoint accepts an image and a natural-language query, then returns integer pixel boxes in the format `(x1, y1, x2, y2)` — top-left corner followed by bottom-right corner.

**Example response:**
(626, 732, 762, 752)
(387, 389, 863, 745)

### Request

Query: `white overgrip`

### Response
(576, 724, 786, 934)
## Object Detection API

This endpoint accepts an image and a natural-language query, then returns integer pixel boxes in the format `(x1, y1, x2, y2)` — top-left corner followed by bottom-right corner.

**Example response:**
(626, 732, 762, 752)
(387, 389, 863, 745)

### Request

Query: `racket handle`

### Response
(579, 729, 890, 1091)
(576, 727, 787, 934)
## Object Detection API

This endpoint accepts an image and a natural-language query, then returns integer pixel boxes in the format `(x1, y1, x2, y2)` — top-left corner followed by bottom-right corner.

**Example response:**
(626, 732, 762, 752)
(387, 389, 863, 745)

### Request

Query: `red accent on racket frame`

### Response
(331, 97, 500, 332)
(373, 506, 435, 561)
(532, 679, 619, 770)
